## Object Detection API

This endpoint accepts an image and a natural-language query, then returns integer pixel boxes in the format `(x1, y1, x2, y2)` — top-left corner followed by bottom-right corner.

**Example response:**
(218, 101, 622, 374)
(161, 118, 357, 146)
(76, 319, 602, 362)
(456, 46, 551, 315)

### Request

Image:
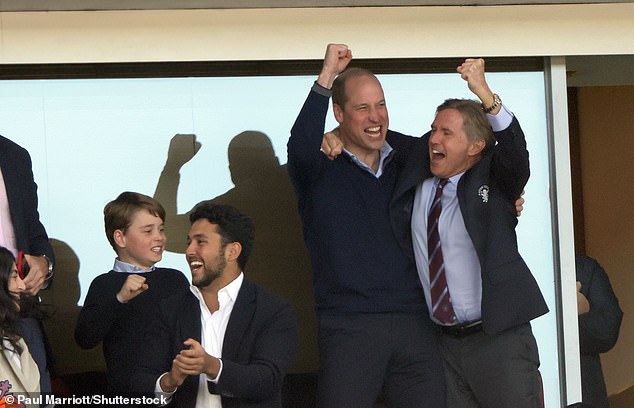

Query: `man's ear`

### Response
(225, 242, 242, 263)
(333, 103, 344, 124)
(468, 138, 486, 157)
(113, 229, 126, 249)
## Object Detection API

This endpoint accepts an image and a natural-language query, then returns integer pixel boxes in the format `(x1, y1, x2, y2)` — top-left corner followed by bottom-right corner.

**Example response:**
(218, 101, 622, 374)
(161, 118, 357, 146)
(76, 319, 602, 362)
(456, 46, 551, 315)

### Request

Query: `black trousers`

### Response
(316, 312, 446, 408)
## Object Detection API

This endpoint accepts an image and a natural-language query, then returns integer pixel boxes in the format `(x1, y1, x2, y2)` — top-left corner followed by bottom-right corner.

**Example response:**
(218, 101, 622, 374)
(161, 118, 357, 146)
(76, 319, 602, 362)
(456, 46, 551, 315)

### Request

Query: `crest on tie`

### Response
(478, 185, 489, 203)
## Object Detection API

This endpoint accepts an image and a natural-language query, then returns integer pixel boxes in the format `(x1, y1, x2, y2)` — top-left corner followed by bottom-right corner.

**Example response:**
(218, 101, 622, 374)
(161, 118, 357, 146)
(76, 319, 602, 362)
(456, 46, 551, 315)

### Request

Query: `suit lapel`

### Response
(222, 279, 256, 360)
(457, 154, 491, 257)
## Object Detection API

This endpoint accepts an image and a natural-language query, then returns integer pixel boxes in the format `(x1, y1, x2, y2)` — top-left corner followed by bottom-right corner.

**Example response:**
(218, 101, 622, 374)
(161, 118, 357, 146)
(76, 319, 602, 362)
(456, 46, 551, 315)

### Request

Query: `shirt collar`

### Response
(189, 272, 244, 307)
(435, 172, 465, 186)
(112, 258, 156, 273)
(343, 141, 394, 177)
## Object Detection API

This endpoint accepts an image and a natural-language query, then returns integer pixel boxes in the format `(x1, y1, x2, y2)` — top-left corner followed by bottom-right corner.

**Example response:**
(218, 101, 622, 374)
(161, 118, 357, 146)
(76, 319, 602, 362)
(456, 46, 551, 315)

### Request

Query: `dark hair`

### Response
(332, 67, 380, 111)
(436, 98, 495, 149)
(189, 203, 254, 270)
(0, 246, 23, 355)
(104, 191, 166, 252)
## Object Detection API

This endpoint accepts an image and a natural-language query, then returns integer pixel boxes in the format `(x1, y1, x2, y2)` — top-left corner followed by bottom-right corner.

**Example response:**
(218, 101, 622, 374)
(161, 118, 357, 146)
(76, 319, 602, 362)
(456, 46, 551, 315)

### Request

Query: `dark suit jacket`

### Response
(389, 117, 549, 335)
(576, 255, 622, 408)
(0, 135, 55, 393)
(0, 135, 55, 263)
(132, 278, 298, 408)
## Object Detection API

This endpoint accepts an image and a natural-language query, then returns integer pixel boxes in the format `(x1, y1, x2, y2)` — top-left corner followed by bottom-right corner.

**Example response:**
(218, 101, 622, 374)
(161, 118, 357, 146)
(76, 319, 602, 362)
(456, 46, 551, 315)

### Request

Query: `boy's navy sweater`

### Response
(75, 267, 190, 392)
(288, 88, 426, 314)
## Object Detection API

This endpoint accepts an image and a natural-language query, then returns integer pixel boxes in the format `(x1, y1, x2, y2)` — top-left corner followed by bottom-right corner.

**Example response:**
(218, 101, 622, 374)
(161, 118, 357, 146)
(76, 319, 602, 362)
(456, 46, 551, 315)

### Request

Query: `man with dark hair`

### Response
(133, 202, 298, 408)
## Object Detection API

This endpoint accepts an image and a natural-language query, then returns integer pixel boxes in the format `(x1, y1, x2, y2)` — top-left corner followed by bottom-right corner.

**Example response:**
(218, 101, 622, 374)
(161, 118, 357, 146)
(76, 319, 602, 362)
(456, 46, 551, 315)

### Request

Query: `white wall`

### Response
(1, 4, 633, 64)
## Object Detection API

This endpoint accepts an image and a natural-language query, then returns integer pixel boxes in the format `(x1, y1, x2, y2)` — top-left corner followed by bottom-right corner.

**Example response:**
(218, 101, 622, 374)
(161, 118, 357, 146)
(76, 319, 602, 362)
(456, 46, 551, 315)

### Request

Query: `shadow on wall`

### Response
(154, 131, 318, 373)
(39, 239, 106, 377)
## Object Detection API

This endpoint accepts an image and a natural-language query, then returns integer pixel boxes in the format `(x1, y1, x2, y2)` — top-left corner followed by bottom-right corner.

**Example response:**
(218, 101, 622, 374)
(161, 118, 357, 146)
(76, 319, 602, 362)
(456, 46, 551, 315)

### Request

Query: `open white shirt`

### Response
(156, 273, 244, 407)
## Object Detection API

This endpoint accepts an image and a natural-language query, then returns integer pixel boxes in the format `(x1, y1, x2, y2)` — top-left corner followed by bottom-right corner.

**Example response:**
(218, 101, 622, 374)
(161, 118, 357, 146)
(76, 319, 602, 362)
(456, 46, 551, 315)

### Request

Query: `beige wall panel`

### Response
(577, 86, 634, 396)
(1, 3, 634, 63)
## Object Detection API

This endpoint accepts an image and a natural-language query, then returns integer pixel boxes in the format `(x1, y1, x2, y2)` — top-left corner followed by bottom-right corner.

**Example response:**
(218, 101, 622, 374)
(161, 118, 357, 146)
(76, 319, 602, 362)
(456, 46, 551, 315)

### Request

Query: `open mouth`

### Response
(431, 148, 446, 161)
(189, 260, 204, 272)
(365, 126, 382, 138)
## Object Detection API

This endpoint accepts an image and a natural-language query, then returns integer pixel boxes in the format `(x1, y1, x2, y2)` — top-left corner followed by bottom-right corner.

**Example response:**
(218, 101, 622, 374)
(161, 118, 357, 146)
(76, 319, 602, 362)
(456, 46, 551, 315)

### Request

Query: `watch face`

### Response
(42, 255, 53, 275)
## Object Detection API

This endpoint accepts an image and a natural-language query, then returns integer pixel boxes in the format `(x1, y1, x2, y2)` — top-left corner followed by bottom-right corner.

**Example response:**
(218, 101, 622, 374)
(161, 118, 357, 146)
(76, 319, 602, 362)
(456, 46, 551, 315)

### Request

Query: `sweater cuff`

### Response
(311, 81, 332, 98)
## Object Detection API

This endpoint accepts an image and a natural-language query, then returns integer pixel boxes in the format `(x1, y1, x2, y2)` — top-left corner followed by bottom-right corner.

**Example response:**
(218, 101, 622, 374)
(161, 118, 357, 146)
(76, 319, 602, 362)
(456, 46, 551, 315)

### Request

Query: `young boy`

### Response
(75, 191, 189, 394)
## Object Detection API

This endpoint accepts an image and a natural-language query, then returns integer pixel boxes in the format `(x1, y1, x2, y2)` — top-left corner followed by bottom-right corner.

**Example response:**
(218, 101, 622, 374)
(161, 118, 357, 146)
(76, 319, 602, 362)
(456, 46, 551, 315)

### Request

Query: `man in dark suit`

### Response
(0, 135, 55, 394)
(390, 61, 549, 407)
(132, 202, 297, 408)
(576, 255, 622, 408)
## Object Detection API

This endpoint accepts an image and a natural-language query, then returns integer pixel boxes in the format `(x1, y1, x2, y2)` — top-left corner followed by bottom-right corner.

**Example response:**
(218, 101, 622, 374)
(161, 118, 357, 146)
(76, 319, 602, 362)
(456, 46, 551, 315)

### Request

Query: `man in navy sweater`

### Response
(288, 44, 447, 408)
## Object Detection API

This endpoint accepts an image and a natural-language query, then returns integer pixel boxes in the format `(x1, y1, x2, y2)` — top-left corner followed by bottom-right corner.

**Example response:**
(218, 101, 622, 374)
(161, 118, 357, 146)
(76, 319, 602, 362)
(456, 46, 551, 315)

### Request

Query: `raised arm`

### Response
(458, 58, 500, 115)
(288, 44, 352, 193)
(460, 58, 529, 200)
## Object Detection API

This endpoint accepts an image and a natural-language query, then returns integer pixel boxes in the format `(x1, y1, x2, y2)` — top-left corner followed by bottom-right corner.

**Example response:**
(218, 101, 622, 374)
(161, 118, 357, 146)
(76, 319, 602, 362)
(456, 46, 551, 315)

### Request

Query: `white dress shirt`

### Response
(156, 273, 244, 407)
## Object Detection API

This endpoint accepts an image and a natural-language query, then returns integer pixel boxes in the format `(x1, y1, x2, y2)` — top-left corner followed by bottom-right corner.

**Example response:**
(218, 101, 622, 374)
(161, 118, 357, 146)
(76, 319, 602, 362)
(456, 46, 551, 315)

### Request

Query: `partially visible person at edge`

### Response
(0, 246, 41, 408)
(576, 255, 622, 408)
(0, 135, 55, 396)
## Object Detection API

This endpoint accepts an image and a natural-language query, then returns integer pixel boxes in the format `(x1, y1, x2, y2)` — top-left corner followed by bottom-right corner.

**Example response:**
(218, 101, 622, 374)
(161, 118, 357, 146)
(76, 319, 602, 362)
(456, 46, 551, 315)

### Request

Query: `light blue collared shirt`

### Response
(344, 141, 394, 178)
(412, 174, 482, 324)
(112, 258, 156, 274)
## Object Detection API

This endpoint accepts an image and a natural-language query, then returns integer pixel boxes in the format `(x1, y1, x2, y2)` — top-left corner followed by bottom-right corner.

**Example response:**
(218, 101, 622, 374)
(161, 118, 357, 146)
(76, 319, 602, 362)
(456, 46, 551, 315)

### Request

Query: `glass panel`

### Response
(0, 71, 559, 404)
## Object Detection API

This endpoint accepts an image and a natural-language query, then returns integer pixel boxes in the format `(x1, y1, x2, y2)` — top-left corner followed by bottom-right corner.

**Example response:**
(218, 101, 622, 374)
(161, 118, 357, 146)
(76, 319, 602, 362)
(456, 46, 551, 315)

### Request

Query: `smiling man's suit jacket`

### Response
(388, 117, 548, 335)
(133, 278, 298, 408)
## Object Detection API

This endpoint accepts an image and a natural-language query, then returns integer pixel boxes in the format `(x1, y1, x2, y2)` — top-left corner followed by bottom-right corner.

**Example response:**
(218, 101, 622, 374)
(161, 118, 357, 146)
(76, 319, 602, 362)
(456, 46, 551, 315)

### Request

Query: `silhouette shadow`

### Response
(154, 132, 318, 374)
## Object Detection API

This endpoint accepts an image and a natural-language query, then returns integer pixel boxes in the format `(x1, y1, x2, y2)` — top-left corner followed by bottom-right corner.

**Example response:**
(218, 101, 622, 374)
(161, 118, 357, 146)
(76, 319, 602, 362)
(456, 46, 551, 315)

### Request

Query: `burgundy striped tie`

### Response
(428, 178, 457, 324)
